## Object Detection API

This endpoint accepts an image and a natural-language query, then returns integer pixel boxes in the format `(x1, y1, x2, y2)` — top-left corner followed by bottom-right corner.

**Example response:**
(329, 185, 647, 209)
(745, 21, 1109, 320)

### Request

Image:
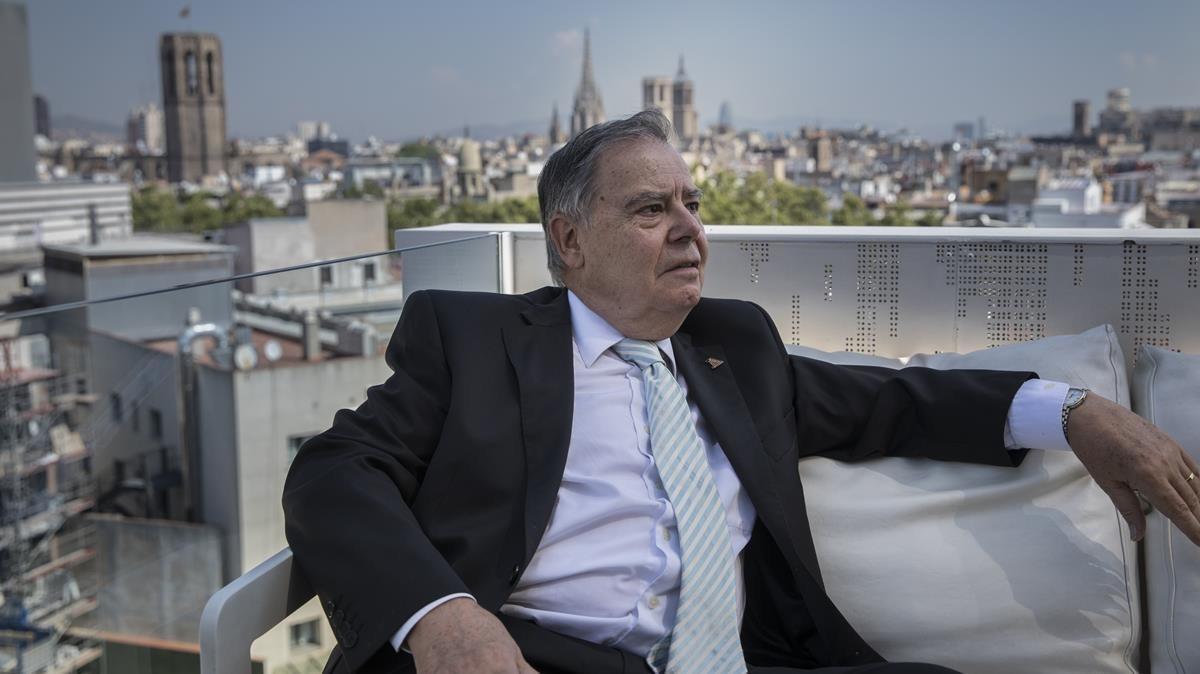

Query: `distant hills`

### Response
(51, 113, 123, 142)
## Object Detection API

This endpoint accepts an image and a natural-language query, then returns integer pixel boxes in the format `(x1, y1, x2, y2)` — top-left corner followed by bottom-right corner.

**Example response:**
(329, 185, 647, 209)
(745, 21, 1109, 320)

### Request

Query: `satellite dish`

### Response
(263, 340, 284, 363)
(234, 343, 259, 371)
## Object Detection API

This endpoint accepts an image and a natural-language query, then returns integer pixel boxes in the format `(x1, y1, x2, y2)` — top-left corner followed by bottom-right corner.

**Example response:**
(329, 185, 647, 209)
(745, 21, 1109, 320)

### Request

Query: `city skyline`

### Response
(23, 0, 1200, 142)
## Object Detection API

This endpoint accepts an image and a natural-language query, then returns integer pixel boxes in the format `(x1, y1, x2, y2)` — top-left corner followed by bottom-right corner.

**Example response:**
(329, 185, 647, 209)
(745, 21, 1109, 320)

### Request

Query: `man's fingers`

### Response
(1149, 472, 1200, 547)
(1181, 457, 1200, 509)
(1102, 483, 1147, 541)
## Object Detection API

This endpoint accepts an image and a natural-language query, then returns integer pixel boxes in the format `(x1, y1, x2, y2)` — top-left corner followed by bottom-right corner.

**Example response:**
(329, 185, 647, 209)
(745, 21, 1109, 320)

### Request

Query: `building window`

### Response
(131, 401, 140, 432)
(287, 434, 315, 466)
(110, 393, 123, 422)
(205, 51, 215, 95)
(363, 262, 376, 283)
(289, 619, 321, 650)
(184, 51, 198, 95)
(164, 49, 176, 95)
(319, 266, 333, 286)
(149, 408, 163, 440)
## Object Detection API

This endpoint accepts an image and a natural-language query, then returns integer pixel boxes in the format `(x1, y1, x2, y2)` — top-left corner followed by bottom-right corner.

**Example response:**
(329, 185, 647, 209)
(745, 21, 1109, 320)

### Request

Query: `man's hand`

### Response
(407, 597, 537, 674)
(1067, 393, 1200, 545)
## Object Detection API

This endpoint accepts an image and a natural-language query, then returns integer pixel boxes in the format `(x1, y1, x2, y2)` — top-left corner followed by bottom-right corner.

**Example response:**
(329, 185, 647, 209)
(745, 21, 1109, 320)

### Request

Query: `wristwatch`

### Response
(1061, 387, 1089, 440)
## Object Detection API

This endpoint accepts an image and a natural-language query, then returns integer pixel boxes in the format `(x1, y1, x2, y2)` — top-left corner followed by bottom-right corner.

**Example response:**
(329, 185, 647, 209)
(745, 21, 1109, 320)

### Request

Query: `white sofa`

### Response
(788, 326, 1199, 674)
(202, 326, 1199, 674)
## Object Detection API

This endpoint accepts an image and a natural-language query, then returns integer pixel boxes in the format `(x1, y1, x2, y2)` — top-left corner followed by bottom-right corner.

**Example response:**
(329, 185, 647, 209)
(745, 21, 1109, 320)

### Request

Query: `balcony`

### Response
(0, 223, 1198, 673)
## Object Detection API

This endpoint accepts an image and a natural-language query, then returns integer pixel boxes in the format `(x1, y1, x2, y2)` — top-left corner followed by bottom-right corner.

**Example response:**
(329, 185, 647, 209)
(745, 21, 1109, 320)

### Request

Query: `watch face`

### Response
(1066, 388, 1087, 407)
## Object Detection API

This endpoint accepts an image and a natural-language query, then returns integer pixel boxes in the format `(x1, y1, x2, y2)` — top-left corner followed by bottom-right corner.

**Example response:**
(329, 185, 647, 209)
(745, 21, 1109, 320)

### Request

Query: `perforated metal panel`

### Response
(699, 228, 1200, 368)
(398, 224, 1200, 369)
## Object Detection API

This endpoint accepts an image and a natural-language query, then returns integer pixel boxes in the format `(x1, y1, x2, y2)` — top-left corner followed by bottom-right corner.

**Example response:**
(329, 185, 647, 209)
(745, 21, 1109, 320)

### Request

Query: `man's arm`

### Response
(756, 304, 1200, 546)
(283, 291, 498, 670)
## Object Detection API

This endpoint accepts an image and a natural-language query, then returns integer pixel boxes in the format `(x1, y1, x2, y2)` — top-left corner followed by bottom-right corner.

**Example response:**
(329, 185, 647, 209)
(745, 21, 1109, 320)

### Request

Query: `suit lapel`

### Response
(503, 291, 575, 562)
(672, 332, 820, 581)
(672, 333, 774, 493)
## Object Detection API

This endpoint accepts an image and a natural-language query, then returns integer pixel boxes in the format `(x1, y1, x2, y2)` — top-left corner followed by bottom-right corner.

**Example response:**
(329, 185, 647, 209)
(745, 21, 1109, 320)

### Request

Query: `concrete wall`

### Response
(0, 2, 37, 182)
(243, 219, 316, 295)
(196, 364, 239, 581)
(234, 355, 386, 672)
(307, 199, 386, 259)
(82, 257, 234, 340)
(86, 333, 183, 517)
(80, 514, 223, 643)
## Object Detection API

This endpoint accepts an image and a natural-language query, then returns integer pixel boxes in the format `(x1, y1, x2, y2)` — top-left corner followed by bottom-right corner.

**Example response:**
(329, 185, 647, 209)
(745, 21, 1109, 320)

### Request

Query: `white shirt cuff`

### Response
(389, 593, 476, 652)
(1004, 379, 1072, 451)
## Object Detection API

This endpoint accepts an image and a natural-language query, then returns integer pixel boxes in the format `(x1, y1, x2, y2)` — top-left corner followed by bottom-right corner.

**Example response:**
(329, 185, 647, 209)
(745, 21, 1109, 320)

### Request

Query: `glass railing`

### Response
(0, 234, 502, 673)
(4, 224, 1200, 673)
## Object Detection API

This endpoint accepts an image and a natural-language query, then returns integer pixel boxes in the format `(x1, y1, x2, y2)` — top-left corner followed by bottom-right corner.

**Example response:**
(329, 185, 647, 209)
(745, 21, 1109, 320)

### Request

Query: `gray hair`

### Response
(537, 110, 674, 284)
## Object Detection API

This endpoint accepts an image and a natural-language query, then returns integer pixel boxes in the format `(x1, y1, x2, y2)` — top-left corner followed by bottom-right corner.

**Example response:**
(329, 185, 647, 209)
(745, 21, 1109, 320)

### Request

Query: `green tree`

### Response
(131, 186, 182, 232)
(388, 197, 442, 231)
(916, 210, 945, 227)
(395, 143, 442, 162)
(696, 170, 828, 225)
(223, 192, 282, 225)
(180, 193, 223, 232)
(877, 201, 912, 226)
(831, 194, 874, 226)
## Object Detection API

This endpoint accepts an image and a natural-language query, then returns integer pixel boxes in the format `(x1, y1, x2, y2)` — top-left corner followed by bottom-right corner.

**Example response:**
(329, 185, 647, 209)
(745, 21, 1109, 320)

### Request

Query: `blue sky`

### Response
(23, 0, 1200, 141)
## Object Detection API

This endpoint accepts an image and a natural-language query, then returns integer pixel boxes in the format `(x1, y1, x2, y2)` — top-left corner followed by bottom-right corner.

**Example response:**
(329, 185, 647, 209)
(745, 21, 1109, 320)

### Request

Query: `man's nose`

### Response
(669, 201, 702, 241)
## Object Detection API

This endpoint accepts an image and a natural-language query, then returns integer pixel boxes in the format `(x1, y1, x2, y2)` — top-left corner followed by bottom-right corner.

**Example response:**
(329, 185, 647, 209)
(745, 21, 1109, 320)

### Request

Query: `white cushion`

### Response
(789, 325, 1140, 674)
(1132, 345, 1200, 674)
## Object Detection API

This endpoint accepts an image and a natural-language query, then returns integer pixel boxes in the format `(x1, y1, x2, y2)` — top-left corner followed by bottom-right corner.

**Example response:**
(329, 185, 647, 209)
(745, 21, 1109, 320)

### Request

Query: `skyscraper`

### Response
(33, 95, 50, 139)
(716, 101, 734, 135)
(1073, 100, 1091, 139)
(0, 1, 37, 182)
(570, 29, 605, 138)
(127, 103, 165, 154)
(160, 32, 227, 183)
(671, 56, 698, 142)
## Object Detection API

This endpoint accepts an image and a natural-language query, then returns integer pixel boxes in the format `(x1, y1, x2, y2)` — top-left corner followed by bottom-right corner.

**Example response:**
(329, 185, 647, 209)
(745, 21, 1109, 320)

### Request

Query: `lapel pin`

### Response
(705, 357, 724, 370)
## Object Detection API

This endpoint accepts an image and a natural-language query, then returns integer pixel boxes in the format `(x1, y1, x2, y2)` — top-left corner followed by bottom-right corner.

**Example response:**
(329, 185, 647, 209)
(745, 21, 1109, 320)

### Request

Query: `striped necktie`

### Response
(611, 339, 747, 674)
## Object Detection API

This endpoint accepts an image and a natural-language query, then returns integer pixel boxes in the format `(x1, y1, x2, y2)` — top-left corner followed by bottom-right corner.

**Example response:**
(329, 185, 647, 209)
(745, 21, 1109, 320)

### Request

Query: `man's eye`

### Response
(640, 204, 664, 215)
(687, 202, 701, 213)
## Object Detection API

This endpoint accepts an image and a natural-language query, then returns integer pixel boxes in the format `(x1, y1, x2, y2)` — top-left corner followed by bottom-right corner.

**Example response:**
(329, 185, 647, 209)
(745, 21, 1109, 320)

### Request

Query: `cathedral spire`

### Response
(676, 54, 687, 80)
(549, 101, 564, 144)
(570, 28, 605, 138)
(580, 28, 596, 93)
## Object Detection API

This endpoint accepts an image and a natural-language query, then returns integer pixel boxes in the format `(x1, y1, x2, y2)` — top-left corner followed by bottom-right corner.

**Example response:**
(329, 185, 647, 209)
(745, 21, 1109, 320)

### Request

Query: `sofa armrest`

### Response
(200, 548, 315, 674)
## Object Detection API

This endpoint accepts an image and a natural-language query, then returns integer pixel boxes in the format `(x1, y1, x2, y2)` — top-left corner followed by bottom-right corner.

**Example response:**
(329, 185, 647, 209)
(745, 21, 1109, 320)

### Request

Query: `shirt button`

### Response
(662, 528, 672, 541)
(648, 596, 661, 609)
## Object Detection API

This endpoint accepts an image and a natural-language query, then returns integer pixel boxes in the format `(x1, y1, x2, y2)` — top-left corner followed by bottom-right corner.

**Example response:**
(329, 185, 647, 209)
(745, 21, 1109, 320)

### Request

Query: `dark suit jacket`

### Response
(282, 286, 1034, 673)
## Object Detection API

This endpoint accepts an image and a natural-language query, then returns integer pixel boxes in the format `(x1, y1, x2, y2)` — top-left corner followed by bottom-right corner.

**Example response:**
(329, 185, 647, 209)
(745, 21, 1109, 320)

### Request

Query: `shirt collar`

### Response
(567, 290, 676, 371)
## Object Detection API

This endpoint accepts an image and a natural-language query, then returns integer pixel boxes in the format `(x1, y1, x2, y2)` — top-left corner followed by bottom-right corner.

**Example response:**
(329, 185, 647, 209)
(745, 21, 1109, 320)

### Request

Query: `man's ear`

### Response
(548, 213, 584, 271)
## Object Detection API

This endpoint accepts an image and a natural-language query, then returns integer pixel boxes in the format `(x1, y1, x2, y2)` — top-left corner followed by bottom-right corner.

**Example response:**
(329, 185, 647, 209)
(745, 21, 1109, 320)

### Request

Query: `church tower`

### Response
(570, 29, 605, 138)
(672, 55, 698, 143)
(549, 101, 565, 145)
(160, 32, 227, 183)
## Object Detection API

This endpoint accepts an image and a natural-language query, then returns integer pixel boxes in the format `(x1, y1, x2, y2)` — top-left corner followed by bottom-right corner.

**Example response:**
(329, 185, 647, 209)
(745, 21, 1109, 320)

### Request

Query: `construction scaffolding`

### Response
(0, 339, 102, 674)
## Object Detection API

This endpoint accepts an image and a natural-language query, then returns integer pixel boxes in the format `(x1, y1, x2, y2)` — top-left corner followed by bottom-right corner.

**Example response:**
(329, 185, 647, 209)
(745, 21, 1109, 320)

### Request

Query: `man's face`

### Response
(567, 138, 707, 332)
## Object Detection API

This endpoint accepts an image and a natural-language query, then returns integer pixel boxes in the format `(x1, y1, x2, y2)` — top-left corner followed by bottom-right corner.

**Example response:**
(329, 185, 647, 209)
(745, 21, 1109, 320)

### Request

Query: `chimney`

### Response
(88, 204, 100, 245)
(302, 310, 321, 361)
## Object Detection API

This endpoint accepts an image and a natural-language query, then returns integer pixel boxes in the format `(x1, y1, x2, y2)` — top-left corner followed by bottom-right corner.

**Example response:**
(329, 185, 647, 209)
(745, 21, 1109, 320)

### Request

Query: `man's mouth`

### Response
(666, 260, 700, 273)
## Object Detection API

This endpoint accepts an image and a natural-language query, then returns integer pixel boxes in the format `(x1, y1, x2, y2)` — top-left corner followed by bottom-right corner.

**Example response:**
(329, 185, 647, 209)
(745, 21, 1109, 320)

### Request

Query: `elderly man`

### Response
(284, 111, 1200, 674)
